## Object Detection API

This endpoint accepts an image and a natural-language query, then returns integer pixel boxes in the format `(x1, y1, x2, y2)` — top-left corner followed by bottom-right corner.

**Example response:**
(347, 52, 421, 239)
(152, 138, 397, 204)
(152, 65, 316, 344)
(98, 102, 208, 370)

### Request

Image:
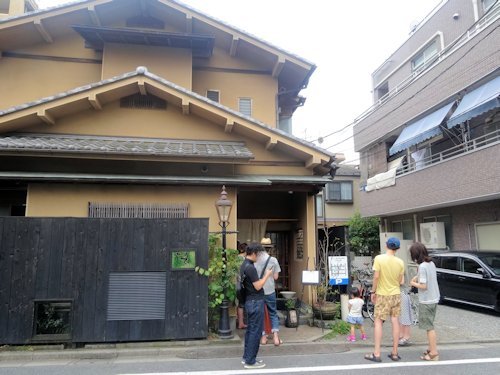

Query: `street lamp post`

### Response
(215, 185, 233, 339)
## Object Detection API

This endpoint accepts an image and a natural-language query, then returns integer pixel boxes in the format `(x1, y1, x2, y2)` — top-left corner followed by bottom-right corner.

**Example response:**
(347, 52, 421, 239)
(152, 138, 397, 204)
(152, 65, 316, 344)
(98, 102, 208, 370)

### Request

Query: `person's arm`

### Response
(371, 270, 380, 294)
(410, 267, 428, 290)
(253, 268, 274, 291)
(400, 273, 405, 286)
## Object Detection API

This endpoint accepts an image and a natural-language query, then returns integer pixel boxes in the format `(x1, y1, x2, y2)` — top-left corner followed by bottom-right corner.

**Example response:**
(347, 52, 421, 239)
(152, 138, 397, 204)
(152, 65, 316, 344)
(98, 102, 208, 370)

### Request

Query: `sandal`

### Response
(388, 353, 401, 361)
(422, 349, 430, 356)
(364, 353, 382, 362)
(421, 353, 439, 361)
(273, 336, 283, 346)
(260, 336, 268, 345)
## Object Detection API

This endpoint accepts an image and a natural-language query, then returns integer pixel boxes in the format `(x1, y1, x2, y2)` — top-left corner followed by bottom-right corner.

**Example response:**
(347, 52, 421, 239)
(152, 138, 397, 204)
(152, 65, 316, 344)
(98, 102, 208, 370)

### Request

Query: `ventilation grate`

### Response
(107, 272, 166, 321)
(89, 202, 189, 218)
(120, 94, 167, 110)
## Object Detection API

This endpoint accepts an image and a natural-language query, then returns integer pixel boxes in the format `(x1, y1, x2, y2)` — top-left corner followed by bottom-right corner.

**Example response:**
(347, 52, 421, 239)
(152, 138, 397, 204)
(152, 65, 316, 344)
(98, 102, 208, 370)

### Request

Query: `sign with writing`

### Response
(301, 270, 320, 285)
(328, 256, 349, 285)
(171, 250, 196, 270)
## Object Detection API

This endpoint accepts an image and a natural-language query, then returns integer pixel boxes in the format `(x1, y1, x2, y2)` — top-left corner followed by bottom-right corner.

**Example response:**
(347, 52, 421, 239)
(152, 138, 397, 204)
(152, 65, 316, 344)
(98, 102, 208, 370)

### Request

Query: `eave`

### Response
(0, 67, 337, 174)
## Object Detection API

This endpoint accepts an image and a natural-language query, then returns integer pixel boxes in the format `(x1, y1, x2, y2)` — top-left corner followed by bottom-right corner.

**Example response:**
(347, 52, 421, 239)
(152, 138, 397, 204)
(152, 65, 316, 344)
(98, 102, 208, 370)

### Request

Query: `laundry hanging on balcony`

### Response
(447, 75, 500, 129)
(389, 102, 455, 155)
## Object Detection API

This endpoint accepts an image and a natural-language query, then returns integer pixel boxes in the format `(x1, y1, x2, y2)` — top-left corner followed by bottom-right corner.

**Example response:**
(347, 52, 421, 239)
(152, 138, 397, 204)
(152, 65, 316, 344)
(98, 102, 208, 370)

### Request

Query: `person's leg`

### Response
(390, 315, 400, 355)
(244, 299, 264, 365)
(427, 329, 438, 355)
(373, 317, 383, 356)
(350, 324, 355, 336)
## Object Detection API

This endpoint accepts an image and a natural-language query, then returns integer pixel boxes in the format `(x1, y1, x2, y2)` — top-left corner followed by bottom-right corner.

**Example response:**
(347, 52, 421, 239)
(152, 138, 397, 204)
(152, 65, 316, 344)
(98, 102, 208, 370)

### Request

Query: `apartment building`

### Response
(353, 0, 499, 251)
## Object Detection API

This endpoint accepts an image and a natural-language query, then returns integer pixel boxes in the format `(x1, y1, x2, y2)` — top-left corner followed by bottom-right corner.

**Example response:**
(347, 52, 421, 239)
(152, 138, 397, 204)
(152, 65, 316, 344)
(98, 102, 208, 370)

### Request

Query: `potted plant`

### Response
(312, 227, 340, 320)
(284, 298, 298, 328)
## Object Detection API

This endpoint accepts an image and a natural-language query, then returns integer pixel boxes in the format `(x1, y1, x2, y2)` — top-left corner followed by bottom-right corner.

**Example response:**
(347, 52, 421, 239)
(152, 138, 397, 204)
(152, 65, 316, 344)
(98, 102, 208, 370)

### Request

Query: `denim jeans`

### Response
(243, 298, 264, 365)
(263, 292, 280, 333)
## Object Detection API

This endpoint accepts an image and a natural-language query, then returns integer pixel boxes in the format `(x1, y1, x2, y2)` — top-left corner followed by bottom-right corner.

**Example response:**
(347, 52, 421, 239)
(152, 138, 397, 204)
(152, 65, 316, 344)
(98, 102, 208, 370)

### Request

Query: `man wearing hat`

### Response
(365, 237, 405, 363)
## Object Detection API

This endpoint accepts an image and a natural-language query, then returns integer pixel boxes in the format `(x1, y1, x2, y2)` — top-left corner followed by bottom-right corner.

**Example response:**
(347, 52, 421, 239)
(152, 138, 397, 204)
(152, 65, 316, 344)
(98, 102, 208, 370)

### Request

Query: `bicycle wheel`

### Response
(365, 300, 375, 322)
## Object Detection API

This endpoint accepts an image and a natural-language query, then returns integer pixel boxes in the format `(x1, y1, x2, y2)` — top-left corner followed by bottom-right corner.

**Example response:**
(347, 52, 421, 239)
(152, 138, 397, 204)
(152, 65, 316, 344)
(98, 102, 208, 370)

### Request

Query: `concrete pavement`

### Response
(0, 303, 498, 362)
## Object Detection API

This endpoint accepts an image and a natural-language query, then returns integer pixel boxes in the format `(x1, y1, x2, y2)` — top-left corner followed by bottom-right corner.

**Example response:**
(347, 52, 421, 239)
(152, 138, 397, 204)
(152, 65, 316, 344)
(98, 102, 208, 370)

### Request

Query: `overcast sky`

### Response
(36, 0, 443, 163)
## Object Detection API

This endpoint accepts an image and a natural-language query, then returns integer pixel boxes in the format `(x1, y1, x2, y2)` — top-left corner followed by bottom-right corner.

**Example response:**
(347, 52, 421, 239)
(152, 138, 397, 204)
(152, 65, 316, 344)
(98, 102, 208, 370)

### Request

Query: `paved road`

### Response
(1, 342, 499, 374)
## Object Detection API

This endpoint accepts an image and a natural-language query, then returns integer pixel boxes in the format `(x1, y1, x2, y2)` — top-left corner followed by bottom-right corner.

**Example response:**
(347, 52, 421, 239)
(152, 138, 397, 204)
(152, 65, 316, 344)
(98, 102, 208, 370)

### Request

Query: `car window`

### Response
(477, 254, 500, 276)
(440, 256, 458, 270)
(462, 258, 482, 274)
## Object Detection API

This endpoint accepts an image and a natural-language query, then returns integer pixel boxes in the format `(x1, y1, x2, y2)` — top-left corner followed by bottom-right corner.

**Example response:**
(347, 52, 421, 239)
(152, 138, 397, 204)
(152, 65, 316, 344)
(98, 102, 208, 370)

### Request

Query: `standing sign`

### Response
(328, 256, 349, 285)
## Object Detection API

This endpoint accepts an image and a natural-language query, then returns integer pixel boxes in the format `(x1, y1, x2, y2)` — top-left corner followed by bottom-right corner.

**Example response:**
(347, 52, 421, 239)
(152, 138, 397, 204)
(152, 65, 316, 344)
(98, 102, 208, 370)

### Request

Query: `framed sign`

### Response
(328, 256, 349, 285)
(171, 250, 196, 270)
(302, 270, 320, 285)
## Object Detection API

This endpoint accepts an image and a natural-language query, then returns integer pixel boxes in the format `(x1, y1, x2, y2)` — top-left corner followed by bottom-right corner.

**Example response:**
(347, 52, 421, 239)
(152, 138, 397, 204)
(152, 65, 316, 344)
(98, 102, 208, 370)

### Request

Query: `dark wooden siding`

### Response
(0, 217, 208, 344)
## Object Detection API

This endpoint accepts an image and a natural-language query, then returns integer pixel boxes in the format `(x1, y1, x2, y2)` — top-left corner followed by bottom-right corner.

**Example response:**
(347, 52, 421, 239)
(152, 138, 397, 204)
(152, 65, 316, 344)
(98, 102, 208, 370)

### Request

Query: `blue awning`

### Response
(389, 102, 454, 156)
(447, 76, 500, 129)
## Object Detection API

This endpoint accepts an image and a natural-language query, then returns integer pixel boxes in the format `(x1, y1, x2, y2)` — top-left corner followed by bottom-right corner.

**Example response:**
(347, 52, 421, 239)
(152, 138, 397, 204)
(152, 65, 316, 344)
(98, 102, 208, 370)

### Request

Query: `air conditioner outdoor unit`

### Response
(420, 222, 446, 249)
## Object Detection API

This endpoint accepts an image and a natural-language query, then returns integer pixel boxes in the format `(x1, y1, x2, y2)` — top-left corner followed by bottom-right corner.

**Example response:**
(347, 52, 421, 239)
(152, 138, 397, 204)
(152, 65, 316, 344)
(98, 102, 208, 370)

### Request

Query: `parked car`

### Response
(430, 251, 500, 312)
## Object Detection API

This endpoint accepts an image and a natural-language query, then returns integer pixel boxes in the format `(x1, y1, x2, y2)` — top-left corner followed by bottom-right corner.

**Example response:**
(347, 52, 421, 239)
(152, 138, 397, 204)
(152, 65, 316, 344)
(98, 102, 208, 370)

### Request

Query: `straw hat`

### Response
(260, 237, 272, 245)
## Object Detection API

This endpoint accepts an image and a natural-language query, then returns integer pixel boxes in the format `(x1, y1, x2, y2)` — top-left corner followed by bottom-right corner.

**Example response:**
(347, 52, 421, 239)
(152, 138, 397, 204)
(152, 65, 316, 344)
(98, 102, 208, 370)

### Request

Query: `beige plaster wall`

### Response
(0, 58, 101, 109)
(102, 44, 192, 89)
(26, 183, 238, 248)
(193, 70, 277, 126)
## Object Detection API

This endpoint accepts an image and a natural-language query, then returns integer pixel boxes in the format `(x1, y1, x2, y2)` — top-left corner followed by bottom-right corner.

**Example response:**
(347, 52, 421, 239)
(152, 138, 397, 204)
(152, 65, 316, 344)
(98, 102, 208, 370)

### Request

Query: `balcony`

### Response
(397, 128, 500, 176)
(360, 129, 500, 217)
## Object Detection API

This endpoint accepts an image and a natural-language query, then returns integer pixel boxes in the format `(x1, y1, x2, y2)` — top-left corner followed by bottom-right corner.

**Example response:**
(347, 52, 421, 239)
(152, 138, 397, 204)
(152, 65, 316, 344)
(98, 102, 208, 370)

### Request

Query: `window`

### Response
(462, 258, 481, 274)
(326, 181, 353, 202)
(316, 194, 324, 217)
(238, 98, 252, 117)
(391, 219, 414, 240)
(34, 300, 72, 339)
(376, 82, 389, 101)
(411, 40, 438, 72)
(482, 0, 495, 11)
(206, 90, 220, 103)
(440, 256, 458, 271)
(88, 202, 189, 218)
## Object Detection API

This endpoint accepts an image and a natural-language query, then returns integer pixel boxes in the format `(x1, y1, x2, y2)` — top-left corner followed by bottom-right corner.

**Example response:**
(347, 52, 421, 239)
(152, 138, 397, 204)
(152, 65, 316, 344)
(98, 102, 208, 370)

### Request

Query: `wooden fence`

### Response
(0, 217, 208, 344)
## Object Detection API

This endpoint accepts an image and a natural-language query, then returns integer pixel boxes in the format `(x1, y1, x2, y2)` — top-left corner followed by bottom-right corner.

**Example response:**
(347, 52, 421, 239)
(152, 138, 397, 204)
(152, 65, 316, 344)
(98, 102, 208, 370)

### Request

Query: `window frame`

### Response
(238, 97, 252, 117)
(325, 181, 353, 203)
(206, 89, 220, 103)
(411, 39, 439, 72)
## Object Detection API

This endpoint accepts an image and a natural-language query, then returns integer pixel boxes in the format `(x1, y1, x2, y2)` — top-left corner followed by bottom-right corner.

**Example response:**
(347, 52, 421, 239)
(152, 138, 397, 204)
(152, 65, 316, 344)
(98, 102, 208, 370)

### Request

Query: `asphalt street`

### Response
(0, 303, 499, 374)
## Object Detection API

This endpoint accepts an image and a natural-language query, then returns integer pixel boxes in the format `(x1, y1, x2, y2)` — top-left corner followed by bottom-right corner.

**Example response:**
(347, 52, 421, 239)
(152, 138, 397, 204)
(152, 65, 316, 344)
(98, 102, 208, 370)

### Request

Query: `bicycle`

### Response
(359, 280, 375, 322)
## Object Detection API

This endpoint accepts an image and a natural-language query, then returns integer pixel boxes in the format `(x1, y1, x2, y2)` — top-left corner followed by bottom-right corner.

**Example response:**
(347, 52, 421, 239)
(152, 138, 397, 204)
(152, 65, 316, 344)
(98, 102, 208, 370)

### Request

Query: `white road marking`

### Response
(118, 357, 500, 375)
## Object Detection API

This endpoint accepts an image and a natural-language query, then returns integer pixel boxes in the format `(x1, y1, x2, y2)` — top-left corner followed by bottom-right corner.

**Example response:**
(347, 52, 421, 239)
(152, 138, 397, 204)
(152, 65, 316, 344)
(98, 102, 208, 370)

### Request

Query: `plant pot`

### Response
(312, 301, 339, 320)
(285, 309, 298, 328)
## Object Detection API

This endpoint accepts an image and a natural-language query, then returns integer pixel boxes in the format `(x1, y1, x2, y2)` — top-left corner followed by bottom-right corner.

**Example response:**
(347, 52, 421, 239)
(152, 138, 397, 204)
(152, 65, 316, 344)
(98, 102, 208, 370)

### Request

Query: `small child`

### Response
(346, 287, 367, 342)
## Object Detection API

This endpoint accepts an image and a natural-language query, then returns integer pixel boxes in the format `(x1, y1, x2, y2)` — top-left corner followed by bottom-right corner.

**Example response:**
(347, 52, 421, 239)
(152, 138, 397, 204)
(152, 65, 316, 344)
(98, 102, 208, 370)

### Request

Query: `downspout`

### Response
(413, 214, 419, 242)
(472, 0, 479, 22)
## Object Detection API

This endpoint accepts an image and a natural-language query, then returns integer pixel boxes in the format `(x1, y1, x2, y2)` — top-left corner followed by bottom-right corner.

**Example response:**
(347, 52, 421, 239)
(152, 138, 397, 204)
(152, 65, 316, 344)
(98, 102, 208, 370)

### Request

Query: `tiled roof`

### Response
(0, 133, 254, 159)
(0, 66, 336, 159)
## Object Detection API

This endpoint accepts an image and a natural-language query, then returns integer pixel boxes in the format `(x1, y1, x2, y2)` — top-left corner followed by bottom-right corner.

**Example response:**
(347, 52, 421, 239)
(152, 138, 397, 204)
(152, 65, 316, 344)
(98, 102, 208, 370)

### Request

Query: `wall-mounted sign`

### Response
(171, 250, 196, 270)
(295, 229, 304, 260)
(328, 256, 349, 285)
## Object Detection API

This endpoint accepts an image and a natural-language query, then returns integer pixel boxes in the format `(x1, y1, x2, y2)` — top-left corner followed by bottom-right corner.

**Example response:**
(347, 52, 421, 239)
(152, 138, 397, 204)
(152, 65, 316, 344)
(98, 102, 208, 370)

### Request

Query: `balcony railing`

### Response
(397, 128, 500, 176)
(355, 2, 500, 124)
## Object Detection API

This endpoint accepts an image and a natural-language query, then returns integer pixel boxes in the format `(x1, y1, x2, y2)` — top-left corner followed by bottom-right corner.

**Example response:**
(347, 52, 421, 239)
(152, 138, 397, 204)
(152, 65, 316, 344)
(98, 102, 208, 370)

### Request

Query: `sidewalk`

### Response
(0, 304, 498, 362)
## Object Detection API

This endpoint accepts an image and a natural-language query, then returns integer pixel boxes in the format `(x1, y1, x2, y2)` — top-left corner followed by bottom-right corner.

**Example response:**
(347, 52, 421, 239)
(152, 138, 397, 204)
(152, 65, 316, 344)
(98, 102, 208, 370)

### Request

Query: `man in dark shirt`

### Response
(241, 242, 273, 369)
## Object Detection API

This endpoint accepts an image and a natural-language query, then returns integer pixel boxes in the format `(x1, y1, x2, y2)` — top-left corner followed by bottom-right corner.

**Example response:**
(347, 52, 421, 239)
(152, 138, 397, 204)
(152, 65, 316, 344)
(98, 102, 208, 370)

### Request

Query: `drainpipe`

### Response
(413, 214, 419, 242)
(472, 0, 479, 22)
